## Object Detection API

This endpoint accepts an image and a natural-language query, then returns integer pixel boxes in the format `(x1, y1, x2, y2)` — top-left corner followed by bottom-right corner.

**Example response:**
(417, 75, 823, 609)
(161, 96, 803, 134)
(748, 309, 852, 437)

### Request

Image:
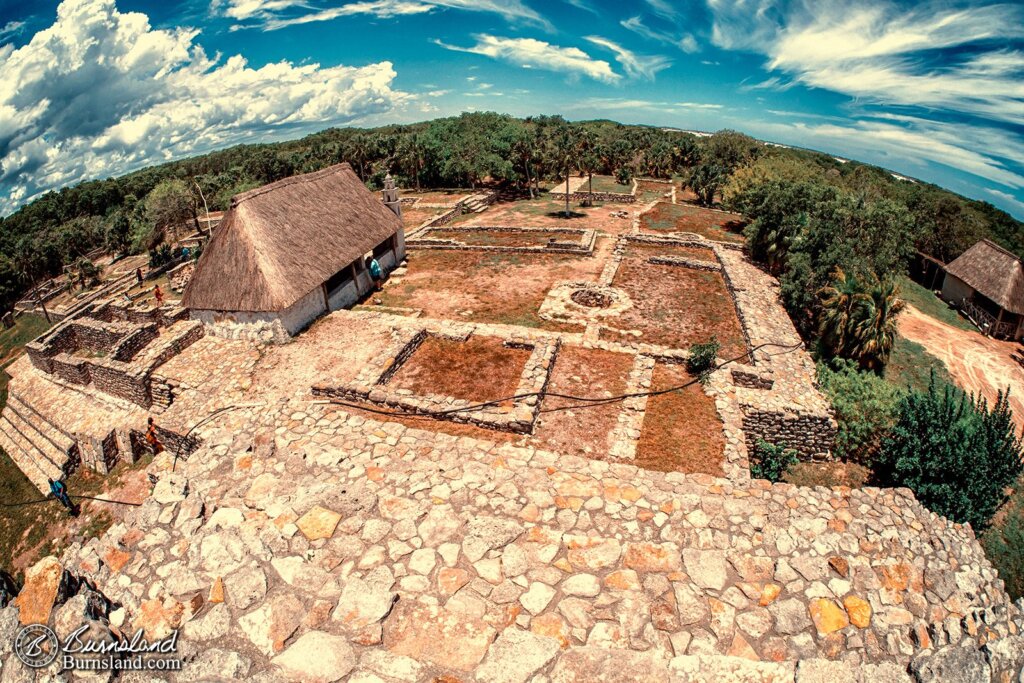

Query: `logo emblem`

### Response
(14, 624, 59, 668)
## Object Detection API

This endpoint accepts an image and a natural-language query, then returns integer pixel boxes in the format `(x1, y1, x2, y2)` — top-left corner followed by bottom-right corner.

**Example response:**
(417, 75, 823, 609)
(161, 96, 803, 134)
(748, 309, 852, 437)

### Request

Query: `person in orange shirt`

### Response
(145, 417, 164, 455)
(153, 284, 164, 306)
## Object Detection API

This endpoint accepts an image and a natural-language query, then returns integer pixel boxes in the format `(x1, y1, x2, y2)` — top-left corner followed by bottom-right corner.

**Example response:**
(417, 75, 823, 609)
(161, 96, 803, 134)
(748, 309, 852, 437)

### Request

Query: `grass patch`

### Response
(898, 276, 975, 332)
(584, 175, 632, 195)
(783, 461, 873, 488)
(884, 336, 953, 393)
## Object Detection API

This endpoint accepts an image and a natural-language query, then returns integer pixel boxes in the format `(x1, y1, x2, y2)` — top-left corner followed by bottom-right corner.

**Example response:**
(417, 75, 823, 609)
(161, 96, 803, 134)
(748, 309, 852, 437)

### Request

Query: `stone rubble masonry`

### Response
(608, 354, 656, 460)
(313, 324, 560, 435)
(408, 226, 597, 255)
(168, 261, 195, 293)
(26, 301, 203, 410)
(551, 178, 638, 204)
(3, 397, 1022, 681)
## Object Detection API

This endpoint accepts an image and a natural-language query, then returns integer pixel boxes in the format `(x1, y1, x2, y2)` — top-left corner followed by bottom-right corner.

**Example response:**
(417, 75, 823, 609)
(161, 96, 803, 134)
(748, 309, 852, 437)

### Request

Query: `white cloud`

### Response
(0, 20, 26, 42)
(0, 0, 409, 214)
(584, 35, 671, 80)
(218, 0, 551, 30)
(620, 15, 699, 54)
(708, 0, 1024, 125)
(434, 34, 620, 83)
(569, 97, 722, 114)
(986, 188, 1024, 215)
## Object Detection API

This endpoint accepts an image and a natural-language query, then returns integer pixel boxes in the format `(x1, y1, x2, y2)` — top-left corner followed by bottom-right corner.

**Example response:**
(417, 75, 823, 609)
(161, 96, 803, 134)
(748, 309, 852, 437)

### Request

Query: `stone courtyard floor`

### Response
(2, 196, 1021, 680)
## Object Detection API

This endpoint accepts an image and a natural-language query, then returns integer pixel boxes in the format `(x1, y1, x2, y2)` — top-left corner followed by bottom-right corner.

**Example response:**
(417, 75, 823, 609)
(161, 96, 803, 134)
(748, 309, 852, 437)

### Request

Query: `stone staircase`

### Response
(0, 394, 79, 494)
(462, 194, 491, 214)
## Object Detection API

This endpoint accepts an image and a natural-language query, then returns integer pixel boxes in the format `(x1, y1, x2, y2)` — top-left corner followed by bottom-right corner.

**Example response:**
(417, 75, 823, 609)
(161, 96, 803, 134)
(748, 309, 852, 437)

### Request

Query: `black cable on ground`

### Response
(324, 341, 804, 421)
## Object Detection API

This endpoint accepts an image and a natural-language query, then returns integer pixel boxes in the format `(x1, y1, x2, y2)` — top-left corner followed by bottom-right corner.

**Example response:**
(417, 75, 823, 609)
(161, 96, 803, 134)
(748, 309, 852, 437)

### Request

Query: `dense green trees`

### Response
(876, 376, 1023, 530)
(0, 112, 1019, 319)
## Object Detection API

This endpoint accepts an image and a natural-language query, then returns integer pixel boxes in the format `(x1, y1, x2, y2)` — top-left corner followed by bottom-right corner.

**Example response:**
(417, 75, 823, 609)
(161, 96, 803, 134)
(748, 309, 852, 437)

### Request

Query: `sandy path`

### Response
(898, 304, 1024, 431)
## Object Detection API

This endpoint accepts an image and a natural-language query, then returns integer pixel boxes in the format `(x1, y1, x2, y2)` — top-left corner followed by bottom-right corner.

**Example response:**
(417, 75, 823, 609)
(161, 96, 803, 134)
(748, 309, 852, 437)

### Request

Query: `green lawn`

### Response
(586, 175, 632, 195)
(898, 276, 975, 332)
(884, 335, 954, 393)
(0, 313, 54, 412)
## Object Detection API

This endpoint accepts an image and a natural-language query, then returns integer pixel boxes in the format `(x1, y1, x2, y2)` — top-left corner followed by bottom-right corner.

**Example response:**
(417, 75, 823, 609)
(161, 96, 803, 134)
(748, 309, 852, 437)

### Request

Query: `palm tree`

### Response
(345, 134, 372, 180)
(850, 278, 906, 371)
(818, 267, 863, 359)
(550, 124, 580, 218)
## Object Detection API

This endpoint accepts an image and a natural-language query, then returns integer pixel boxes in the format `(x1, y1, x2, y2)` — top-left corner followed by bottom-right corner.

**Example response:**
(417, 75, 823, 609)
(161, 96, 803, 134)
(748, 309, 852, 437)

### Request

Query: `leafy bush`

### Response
(148, 244, 174, 269)
(686, 337, 720, 384)
(751, 440, 798, 482)
(877, 374, 1023, 530)
(984, 495, 1024, 599)
(817, 359, 901, 463)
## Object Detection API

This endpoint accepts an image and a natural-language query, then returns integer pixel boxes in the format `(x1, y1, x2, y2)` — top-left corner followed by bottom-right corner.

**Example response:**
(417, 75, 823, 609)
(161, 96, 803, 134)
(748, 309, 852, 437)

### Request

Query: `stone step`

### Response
(3, 404, 70, 474)
(0, 417, 56, 494)
(5, 394, 76, 462)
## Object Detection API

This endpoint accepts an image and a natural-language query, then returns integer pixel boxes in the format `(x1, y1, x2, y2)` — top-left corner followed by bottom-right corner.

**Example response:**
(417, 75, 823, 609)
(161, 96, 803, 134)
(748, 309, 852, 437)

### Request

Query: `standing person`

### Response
(48, 477, 78, 517)
(153, 284, 164, 306)
(368, 257, 383, 291)
(145, 417, 164, 455)
(135, 267, 143, 285)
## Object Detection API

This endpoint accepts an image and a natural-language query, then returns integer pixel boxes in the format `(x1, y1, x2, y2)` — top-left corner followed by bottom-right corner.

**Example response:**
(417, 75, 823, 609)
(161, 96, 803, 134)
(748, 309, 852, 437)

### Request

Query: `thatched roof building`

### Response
(183, 163, 405, 340)
(941, 239, 1024, 339)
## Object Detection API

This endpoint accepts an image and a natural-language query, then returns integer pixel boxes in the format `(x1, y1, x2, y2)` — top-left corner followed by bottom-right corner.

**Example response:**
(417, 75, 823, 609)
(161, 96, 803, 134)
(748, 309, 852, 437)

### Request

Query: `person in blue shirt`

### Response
(48, 477, 78, 517)
(368, 257, 383, 291)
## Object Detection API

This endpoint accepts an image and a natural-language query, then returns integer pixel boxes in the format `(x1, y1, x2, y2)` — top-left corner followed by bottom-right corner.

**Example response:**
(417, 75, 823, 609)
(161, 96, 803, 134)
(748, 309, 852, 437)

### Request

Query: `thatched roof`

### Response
(183, 163, 401, 313)
(945, 239, 1024, 314)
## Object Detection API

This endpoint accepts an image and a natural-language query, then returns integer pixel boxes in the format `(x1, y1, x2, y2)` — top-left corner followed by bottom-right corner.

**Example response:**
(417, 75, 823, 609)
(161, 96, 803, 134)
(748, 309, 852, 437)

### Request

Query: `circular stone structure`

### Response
(538, 281, 633, 323)
(570, 289, 612, 309)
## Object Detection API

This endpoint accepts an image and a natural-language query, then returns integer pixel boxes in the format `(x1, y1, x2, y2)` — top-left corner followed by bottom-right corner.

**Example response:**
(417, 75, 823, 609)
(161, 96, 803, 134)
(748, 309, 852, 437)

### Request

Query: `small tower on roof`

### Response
(382, 173, 402, 220)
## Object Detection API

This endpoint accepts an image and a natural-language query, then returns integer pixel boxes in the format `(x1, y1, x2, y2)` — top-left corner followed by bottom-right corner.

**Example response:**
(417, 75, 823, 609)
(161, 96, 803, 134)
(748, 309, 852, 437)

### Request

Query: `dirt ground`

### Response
(602, 244, 748, 356)
(404, 190, 471, 204)
(640, 202, 746, 244)
(636, 363, 725, 475)
(374, 246, 607, 330)
(635, 181, 674, 204)
(402, 207, 446, 231)
(899, 304, 1024, 432)
(389, 335, 532, 404)
(426, 229, 577, 248)
(455, 198, 635, 235)
(533, 346, 634, 458)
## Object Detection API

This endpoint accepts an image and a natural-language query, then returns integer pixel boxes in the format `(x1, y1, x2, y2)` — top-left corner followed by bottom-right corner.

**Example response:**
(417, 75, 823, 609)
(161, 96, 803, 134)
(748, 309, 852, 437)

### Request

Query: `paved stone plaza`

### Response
(1, 196, 1022, 680)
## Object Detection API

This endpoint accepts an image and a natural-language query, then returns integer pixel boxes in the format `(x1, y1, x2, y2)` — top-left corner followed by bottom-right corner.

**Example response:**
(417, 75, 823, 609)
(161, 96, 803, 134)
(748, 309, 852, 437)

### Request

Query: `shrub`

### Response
(877, 373, 1023, 530)
(751, 440, 798, 482)
(984, 495, 1024, 599)
(816, 359, 900, 463)
(686, 337, 720, 384)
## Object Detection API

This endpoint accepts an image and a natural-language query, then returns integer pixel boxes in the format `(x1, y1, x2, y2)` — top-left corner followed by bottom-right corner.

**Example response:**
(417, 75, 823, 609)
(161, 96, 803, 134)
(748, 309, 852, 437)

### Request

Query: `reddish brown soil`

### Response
(377, 247, 606, 331)
(390, 335, 532, 404)
(636, 363, 725, 474)
(640, 202, 746, 243)
(402, 207, 446, 231)
(428, 229, 574, 248)
(533, 346, 635, 458)
(405, 190, 470, 204)
(899, 304, 1024, 432)
(635, 181, 673, 203)
(784, 461, 872, 488)
(602, 246, 747, 356)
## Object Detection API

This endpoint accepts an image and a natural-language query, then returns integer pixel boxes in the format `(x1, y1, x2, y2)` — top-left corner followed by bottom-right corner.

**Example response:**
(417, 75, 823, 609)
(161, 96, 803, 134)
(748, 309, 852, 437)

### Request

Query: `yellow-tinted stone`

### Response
(810, 598, 850, 635)
(15, 556, 63, 625)
(758, 583, 782, 606)
(843, 595, 872, 628)
(295, 505, 341, 540)
(209, 577, 225, 604)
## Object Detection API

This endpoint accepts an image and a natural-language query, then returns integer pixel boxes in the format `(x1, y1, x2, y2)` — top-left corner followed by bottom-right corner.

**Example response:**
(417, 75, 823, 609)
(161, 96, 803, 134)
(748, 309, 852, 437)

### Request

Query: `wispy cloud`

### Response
(434, 34, 620, 83)
(0, 20, 26, 42)
(987, 188, 1024, 215)
(708, 0, 1024, 125)
(620, 15, 699, 54)
(584, 35, 671, 80)
(218, 0, 551, 31)
(569, 97, 722, 114)
(563, 0, 597, 15)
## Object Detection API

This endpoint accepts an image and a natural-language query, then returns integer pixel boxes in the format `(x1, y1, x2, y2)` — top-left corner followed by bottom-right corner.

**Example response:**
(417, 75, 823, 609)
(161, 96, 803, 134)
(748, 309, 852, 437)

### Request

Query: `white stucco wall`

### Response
(940, 274, 973, 305)
(191, 286, 326, 342)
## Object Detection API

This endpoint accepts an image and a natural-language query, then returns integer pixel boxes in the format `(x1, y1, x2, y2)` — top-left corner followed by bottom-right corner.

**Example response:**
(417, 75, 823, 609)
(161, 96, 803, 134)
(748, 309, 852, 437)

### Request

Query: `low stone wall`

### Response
(647, 255, 722, 272)
(549, 189, 636, 204)
(167, 261, 194, 293)
(313, 327, 560, 434)
(742, 409, 838, 460)
(409, 227, 596, 255)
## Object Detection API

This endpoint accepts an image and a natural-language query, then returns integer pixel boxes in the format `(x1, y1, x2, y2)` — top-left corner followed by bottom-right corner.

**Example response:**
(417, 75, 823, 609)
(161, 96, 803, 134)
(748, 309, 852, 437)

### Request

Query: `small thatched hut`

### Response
(182, 163, 405, 339)
(941, 239, 1024, 339)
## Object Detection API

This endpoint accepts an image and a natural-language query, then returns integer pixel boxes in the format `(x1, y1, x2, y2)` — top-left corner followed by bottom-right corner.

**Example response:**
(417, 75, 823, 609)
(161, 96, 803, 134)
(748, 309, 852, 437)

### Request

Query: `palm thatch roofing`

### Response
(183, 163, 401, 313)
(945, 239, 1024, 315)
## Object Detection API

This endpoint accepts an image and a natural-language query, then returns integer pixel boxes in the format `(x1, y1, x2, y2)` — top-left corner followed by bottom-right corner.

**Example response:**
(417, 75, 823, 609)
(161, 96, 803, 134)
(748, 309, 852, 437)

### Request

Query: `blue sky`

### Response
(0, 0, 1022, 218)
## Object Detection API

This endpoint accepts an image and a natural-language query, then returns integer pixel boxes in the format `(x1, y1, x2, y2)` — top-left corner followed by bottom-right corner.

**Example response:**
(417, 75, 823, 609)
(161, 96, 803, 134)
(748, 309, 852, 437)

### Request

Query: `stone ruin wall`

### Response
(409, 226, 597, 255)
(549, 189, 637, 203)
(25, 302, 203, 409)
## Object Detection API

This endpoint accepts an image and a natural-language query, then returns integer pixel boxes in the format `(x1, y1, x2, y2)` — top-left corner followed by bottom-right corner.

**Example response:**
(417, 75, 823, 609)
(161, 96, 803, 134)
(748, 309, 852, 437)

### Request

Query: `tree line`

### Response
(0, 111, 1020, 321)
